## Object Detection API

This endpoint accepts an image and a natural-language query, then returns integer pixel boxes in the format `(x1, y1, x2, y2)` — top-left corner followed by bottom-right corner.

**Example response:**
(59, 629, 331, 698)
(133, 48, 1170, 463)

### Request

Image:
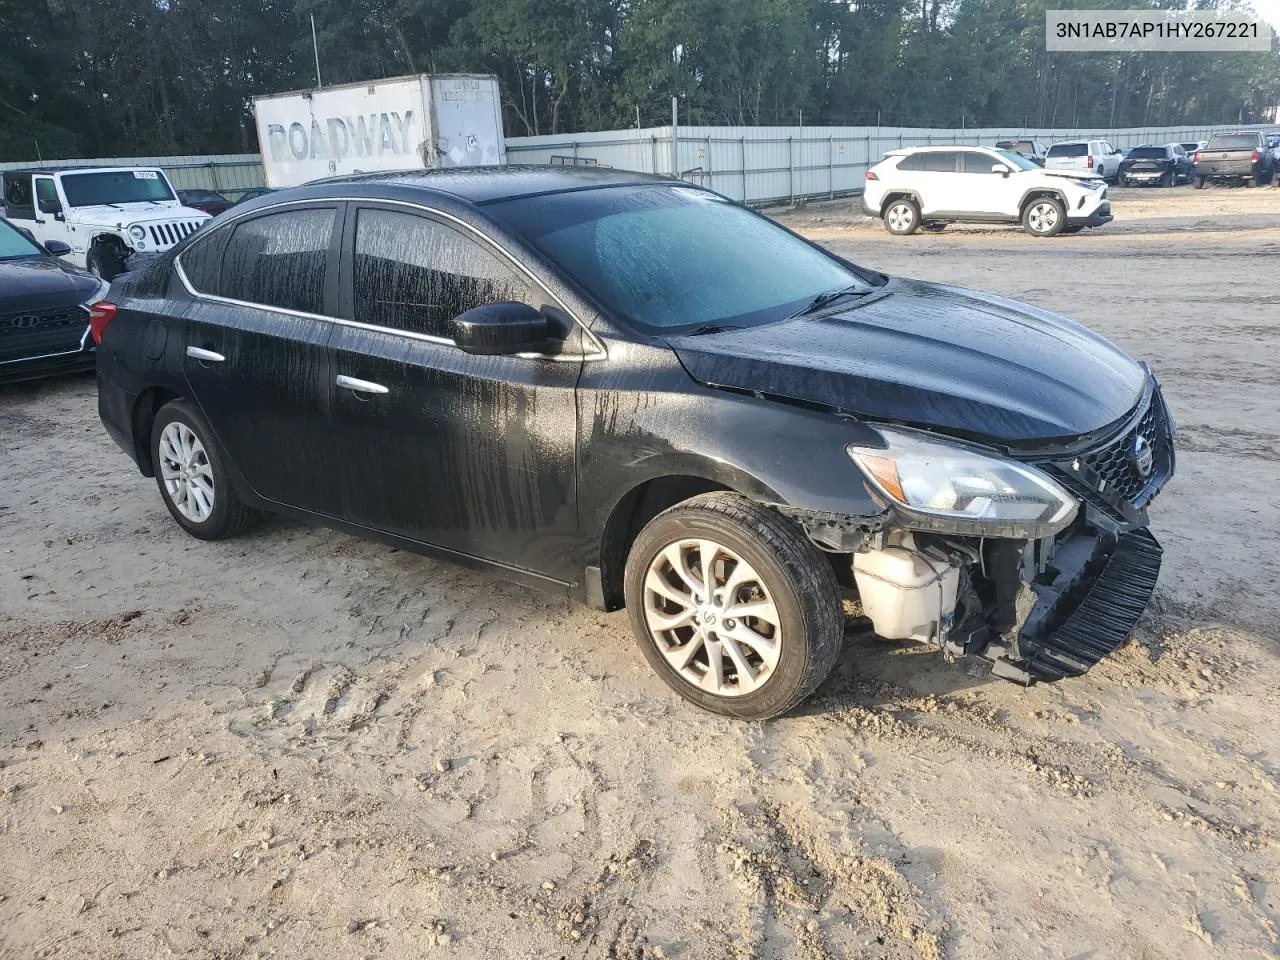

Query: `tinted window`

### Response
(1205, 134, 1262, 150)
(34, 179, 60, 212)
(1180, 143, 1200, 152)
(354, 208, 531, 339)
(1127, 147, 1168, 159)
(1047, 143, 1088, 158)
(4, 176, 33, 217)
(179, 225, 230, 293)
(61, 170, 176, 206)
(961, 151, 1000, 173)
(0, 218, 44, 259)
(897, 153, 927, 171)
(488, 185, 870, 333)
(922, 151, 958, 173)
(219, 208, 335, 314)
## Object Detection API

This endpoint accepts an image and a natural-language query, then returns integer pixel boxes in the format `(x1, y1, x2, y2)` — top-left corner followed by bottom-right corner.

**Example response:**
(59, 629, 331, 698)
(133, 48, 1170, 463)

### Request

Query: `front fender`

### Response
(576, 339, 887, 567)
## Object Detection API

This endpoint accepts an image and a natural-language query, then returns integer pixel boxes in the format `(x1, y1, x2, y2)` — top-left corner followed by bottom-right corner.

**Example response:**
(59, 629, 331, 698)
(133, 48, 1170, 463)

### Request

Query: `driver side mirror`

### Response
(991, 163, 1012, 177)
(451, 301, 555, 356)
(44, 240, 71, 256)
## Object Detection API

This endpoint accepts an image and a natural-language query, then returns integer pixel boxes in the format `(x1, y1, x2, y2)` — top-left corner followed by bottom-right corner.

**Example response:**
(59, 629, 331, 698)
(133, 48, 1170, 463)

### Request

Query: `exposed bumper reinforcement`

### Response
(991, 528, 1162, 683)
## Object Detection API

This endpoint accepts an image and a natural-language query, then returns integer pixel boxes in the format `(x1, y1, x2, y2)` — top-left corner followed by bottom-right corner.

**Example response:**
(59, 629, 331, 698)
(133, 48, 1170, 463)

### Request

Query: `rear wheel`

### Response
(1160, 170, 1174, 188)
(624, 493, 843, 720)
(1194, 176, 1207, 189)
(151, 399, 260, 540)
(882, 198, 920, 235)
(1022, 197, 1066, 237)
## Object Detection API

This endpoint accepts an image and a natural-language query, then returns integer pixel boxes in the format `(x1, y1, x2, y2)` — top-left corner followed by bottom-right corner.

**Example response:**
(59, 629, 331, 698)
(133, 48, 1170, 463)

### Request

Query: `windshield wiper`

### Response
(686, 323, 744, 336)
(791, 284, 872, 318)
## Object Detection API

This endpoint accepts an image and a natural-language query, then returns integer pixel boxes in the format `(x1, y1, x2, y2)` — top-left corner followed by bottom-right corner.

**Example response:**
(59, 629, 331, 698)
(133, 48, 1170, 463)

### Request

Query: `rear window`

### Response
(1205, 134, 1261, 150)
(1047, 143, 1088, 158)
(1126, 147, 1167, 159)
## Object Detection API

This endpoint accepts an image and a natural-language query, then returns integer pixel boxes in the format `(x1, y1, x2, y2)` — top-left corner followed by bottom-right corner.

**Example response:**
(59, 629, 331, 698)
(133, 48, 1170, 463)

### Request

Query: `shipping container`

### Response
(252, 74, 506, 188)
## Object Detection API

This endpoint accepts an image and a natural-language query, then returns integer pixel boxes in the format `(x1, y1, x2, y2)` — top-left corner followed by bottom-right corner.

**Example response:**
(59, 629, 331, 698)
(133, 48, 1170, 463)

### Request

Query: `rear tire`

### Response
(150, 399, 260, 541)
(1022, 197, 1066, 237)
(1160, 170, 1174, 188)
(1194, 176, 1207, 189)
(882, 198, 920, 236)
(624, 493, 843, 720)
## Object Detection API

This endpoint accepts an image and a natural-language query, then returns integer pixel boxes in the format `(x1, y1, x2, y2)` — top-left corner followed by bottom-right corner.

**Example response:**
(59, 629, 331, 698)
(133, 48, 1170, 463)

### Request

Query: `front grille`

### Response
(1040, 386, 1174, 523)
(147, 220, 203, 248)
(0, 306, 89, 363)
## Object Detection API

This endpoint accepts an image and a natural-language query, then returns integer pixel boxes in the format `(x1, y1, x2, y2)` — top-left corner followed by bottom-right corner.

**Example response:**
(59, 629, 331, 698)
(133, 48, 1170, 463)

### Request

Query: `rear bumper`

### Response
(860, 193, 881, 217)
(97, 371, 141, 467)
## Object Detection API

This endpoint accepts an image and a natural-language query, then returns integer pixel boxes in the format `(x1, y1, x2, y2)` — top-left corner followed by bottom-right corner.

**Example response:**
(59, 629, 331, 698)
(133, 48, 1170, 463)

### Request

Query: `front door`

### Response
(31, 177, 72, 255)
(957, 151, 1012, 215)
(178, 203, 344, 516)
(327, 204, 581, 580)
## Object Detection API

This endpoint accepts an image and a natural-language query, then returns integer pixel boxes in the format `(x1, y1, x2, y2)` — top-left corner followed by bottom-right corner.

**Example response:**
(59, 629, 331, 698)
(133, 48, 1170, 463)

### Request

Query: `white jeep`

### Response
(1, 166, 211, 279)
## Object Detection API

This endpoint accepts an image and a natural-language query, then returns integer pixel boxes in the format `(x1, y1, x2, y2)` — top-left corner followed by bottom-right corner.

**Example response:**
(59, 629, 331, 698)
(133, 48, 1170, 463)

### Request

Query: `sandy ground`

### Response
(2, 186, 1279, 960)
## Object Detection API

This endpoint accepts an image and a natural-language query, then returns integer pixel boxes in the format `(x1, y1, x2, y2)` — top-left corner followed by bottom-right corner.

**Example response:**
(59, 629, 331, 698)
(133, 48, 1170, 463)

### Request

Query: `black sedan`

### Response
(1118, 144, 1193, 186)
(176, 189, 235, 216)
(93, 168, 1174, 719)
(1, 217, 107, 384)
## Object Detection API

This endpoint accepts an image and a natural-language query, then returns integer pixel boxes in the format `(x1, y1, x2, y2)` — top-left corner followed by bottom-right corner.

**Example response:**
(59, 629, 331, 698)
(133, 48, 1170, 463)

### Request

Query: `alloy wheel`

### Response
(1028, 201, 1060, 234)
(158, 421, 215, 523)
(642, 538, 782, 696)
(886, 203, 914, 232)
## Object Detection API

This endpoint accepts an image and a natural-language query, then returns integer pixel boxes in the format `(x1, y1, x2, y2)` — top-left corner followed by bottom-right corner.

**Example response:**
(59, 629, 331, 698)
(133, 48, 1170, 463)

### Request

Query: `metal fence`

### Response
(5, 120, 1278, 207)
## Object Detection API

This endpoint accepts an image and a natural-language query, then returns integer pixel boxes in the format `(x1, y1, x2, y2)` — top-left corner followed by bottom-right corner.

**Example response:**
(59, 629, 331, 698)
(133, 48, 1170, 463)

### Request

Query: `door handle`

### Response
(186, 345, 225, 363)
(336, 374, 389, 396)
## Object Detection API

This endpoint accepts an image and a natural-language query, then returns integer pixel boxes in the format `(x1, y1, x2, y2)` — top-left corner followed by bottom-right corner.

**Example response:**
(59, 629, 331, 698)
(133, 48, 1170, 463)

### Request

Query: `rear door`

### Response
(326, 202, 581, 578)
(177, 202, 344, 516)
(914, 151, 961, 214)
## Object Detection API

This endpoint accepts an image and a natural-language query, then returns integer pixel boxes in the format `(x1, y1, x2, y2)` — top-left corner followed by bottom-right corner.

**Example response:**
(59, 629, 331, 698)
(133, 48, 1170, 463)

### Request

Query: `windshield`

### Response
(61, 170, 175, 206)
(488, 185, 872, 332)
(995, 149, 1040, 171)
(1205, 134, 1260, 150)
(1127, 147, 1167, 159)
(0, 218, 44, 259)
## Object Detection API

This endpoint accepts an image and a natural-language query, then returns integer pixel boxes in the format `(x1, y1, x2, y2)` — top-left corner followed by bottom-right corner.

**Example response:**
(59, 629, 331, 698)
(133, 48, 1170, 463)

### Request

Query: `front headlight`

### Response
(847, 426, 1078, 538)
(128, 224, 146, 241)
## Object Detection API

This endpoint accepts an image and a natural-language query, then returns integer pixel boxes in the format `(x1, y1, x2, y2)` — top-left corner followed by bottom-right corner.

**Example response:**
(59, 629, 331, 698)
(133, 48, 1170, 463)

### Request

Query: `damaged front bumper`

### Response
(784, 380, 1175, 685)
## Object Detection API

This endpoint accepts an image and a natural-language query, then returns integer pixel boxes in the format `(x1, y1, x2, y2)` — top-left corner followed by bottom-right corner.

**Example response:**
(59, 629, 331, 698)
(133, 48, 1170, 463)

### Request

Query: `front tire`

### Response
(151, 399, 260, 540)
(1022, 197, 1066, 237)
(882, 198, 920, 235)
(86, 243, 127, 281)
(624, 493, 843, 720)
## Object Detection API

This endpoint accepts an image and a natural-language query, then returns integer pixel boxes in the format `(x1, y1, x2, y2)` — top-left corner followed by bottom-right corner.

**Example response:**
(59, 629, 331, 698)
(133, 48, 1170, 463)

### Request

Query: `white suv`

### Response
(1044, 140, 1123, 181)
(1, 166, 211, 280)
(862, 146, 1112, 238)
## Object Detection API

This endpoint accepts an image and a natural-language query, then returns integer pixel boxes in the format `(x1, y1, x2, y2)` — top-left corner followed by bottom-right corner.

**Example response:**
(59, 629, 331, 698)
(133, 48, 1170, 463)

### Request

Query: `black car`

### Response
(231, 187, 276, 205)
(1, 216, 106, 384)
(93, 167, 1175, 719)
(177, 189, 235, 216)
(1118, 144, 1193, 187)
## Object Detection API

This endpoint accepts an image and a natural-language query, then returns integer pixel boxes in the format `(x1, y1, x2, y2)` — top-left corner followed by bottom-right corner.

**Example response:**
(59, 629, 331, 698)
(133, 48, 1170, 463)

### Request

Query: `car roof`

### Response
(314, 164, 671, 205)
(886, 145, 997, 156)
(3, 165, 166, 176)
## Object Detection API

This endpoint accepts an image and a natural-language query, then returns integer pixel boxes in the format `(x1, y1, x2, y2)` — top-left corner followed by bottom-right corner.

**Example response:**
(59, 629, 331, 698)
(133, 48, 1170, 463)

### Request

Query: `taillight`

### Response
(1192, 152, 1200, 165)
(88, 302, 117, 344)
(1251, 150, 1261, 164)
(1086, 154, 1094, 169)
(865, 170, 878, 181)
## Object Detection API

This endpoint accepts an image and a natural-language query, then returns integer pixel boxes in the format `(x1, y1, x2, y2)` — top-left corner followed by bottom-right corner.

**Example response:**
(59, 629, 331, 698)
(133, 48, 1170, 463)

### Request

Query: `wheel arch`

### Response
(131, 385, 183, 477)
(1018, 188, 1069, 216)
(593, 459, 783, 612)
(880, 190, 922, 213)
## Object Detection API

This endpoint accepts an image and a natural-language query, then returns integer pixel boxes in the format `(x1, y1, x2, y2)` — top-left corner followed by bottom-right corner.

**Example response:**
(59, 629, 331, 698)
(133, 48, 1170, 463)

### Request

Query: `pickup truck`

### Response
(1192, 132, 1276, 188)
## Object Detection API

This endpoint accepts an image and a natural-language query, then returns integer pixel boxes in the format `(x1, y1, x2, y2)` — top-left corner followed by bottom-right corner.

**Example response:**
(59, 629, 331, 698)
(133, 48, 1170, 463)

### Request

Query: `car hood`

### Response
(665, 278, 1147, 445)
(0, 257, 100, 314)
(71, 202, 210, 227)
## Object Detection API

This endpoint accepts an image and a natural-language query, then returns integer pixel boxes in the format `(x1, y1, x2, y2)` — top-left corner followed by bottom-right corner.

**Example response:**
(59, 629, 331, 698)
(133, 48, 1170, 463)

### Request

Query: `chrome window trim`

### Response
(173, 195, 606, 361)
